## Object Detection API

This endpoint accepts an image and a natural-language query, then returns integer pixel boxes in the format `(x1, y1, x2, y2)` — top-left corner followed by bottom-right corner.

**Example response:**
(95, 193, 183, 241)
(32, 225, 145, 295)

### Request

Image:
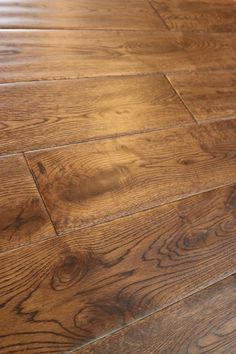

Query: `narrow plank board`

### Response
(0, 155, 55, 252)
(151, 0, 236, 32)
(78, 275, 236, 354)
(167, 71, 236, 123)
(0, 75, 193, 155)
(27, 119, 236, 234)
(0, 0, 165, 30)
(1, 30, 236, 83)
(0, 185, 236, 352)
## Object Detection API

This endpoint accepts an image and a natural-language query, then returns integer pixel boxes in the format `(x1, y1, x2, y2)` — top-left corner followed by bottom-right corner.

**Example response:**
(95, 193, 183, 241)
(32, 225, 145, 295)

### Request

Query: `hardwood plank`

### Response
(26, 119, 236, 234)
(78, 275, 236, 354)
(167, 71, 236, 123)
(1, 30, 236, 83)
(0, 155, 55, 252)
(0, 0, 165, 30)
(151, 0, 236, 32)
(0, 75, 193, 155)
(0, 184, 236, 352)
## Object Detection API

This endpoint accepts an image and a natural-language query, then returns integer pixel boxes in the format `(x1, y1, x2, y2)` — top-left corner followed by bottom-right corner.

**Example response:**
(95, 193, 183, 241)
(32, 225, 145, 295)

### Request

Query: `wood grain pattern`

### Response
(1, 30, 236, 83)
(0, 0, 166, 30)
(167, 71, 236, 123)
(0, 75, 193, 155)
(0, 155, 55, 252)
(1, 184, 236, 352)
(151, 0, 236, 32)
(27, 119, 236, 234)
(78, 275, 236, 354)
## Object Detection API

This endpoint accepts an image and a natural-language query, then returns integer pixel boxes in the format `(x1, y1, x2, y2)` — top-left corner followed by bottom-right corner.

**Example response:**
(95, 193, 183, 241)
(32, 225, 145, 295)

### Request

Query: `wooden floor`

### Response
(0, 1, 236, 353)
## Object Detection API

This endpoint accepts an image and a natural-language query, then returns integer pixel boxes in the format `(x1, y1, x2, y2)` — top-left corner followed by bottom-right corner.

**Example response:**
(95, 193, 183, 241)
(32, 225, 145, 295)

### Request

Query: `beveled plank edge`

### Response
(22, 153, 58, 236)
(2, 28, 236, 33)
(66, 271, 236, 353)
(0, 180, 235, 255)
(2, 66, 236, 156)
(0, 65, 236, 85)
(0, 112, 236, 159)
(164, 74, 198, 123)
(166, 72, 236, 124)
(147, 0, 171, 31)
(166, 74, 198, 123)
(0, 27, 168, 32)
(0, 71, 197, 156)
(0, 120, 196, 158)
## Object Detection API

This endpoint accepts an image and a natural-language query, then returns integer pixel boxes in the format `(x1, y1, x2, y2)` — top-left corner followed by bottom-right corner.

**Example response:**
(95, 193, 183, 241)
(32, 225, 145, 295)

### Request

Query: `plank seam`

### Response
(1, 67, 236, 86)
(1, 180, 236, 256)
(165, 74, 199, 124)
(0, 121, 195, 158)
(2, 29, 236, 35)
(0, 27, 168, 32)
(22, 153, 58, 236)
(147, 0, 171, 30)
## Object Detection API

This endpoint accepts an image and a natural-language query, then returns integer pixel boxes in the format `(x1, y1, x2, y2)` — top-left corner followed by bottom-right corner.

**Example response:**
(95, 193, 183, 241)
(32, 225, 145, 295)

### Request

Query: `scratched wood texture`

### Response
(0, 75, 193, 155)
(26, 119, 236, 234)
(0, 155, 55, 252)
(1, 30, 236, 83)
(0, 184, 236, 352)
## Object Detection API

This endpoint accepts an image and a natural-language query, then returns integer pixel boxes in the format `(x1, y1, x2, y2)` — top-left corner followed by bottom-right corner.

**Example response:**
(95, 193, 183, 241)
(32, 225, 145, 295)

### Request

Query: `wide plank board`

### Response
(151, 0, 236, 32)
(0, 155, 55, 252)
(1, 30, 236, 83)
(78, 275, 236, 353)
(0, 185, 236, 352)
(27, 119, 236, 234)
(0, 75, 193, 155)
(167, 71, 236, 123)
(0, 0, 165, 30)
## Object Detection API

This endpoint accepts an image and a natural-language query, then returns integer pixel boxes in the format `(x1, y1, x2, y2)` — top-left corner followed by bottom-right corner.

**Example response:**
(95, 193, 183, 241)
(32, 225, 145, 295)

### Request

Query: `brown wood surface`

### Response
(0, 155, 55, 252)
(78, 275, 236, 354)
(151, 0, 236, 32)
(0, 184, 236, 353)
(0, 0, 166, 30)
(0, 75, 193, 155)
(1, 30, 236, 83)
(167, 71, 236, 123)
(1, 0, 236, 352)
(27, 119, 236, 234)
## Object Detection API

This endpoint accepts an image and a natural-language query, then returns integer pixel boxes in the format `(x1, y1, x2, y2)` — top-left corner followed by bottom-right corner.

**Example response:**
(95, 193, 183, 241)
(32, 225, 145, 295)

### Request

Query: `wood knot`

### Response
(179, 158, 194, 165)
(52, 252, 91, 291)
(184, 231, 208, 248)
(74, 300, 124, 333)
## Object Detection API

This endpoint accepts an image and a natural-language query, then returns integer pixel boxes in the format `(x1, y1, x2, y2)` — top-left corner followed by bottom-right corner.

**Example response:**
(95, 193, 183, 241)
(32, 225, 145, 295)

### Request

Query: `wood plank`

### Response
(26, 119, 236, 234)
(0, 155, 55, 252)
(78, 275, 236, 354)
(1, 30, 236, 83)
(0, 0, 165, 30)
(0, 184, 236, 352)
(0, 75, 193, 155)
(151, 0, 236, 32)
(167, 71, 236, 123)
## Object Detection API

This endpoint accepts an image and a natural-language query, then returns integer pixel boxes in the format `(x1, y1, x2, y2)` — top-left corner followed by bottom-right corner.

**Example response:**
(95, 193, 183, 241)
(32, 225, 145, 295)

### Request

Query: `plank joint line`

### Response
(23, 153, 58, 236)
